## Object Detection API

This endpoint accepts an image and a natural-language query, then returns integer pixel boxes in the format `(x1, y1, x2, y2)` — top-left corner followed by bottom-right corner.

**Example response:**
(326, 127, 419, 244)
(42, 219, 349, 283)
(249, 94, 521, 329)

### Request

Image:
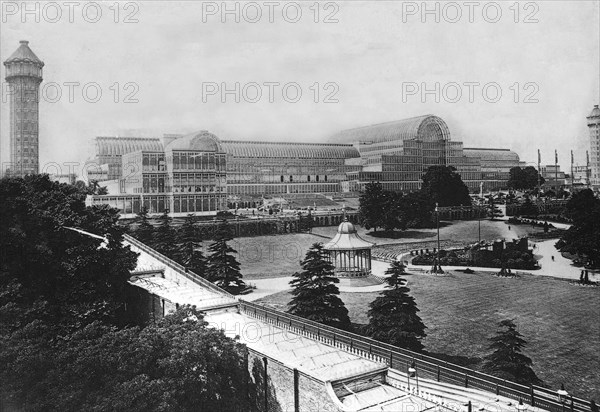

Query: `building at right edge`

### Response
(588, 105, 600, 190)
(331, 115, 518, 193)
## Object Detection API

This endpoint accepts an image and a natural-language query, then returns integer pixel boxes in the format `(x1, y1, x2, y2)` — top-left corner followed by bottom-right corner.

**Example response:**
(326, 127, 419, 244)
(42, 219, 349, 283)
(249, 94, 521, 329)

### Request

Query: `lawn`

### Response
(229, 233, 325, 279)
(254, 271, 600, 401)
(236, 220, 549, 279)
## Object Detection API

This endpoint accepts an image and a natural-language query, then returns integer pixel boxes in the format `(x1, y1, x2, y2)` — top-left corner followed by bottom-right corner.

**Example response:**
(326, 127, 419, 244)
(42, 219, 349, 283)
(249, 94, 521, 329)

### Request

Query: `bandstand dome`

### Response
(324, 220, 373, 250)
(324, 219, 373, 277)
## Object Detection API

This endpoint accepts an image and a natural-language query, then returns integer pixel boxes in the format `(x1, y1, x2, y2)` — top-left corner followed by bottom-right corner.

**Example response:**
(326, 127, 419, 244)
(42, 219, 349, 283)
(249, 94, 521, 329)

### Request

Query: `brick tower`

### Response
(3, 40, 44, 177)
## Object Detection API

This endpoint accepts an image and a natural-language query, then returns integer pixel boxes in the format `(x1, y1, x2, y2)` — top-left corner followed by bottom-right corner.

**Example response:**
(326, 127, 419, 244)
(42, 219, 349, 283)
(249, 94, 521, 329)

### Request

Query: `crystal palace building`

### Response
(87, 115, 520, 215)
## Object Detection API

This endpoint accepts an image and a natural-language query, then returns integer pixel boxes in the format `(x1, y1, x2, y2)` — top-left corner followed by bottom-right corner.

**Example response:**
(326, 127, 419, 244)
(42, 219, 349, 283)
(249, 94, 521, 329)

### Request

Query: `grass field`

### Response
(229, 233, 323, 279)
(254, 271, 600, 401)
(236, 220, 545, 279)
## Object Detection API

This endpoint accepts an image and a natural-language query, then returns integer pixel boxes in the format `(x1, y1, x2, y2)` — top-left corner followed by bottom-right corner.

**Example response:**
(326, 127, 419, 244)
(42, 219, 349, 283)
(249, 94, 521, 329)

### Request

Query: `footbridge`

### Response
(123, 234, 591, 412)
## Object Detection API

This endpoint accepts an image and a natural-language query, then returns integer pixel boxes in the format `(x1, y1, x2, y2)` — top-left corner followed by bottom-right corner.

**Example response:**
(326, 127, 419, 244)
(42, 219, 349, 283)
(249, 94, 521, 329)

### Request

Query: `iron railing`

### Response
(239, 300, 594, 412)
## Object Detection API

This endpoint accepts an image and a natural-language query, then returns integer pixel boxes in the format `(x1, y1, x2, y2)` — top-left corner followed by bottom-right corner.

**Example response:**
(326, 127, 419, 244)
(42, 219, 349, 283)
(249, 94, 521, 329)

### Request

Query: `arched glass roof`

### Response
(463, 148, 520, 162)
(329, 115, 451, 144)
(165, 131, 223, 152)
(95, 137, 163, 156)
(221, 140, 359, 159)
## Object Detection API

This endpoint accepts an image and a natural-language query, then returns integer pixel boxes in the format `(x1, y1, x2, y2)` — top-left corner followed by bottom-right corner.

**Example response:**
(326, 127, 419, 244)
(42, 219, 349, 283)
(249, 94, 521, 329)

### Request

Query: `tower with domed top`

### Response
(3, 40, 44, 177)
(587, 104, 600, 189)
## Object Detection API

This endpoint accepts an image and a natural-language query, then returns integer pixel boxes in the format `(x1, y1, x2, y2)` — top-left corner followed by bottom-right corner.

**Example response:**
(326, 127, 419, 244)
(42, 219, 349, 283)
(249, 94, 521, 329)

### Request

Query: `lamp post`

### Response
(431, 203, 442, 274)
(407, 360, 418, 392)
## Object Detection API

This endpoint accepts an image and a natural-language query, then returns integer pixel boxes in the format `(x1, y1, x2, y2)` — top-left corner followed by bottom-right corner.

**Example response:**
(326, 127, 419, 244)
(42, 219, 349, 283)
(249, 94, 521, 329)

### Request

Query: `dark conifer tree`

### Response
(206, 220, 245, 294)
(482, 319, 543, 386)
(178, 214, 207, 276)
(288, 243, 352, 331)
(134, 206, 154, 245)
(154, 210, 178, 259)
(365, 261, 426, 352)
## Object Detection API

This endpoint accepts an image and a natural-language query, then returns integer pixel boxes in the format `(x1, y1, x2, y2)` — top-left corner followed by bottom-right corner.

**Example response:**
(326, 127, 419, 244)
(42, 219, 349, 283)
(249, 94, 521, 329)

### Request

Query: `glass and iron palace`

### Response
(86, 114, 522, 216)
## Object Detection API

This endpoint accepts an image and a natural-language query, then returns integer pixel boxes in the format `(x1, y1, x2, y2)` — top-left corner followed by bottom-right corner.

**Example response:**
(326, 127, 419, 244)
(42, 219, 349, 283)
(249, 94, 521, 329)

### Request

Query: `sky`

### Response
(1, 0, 599, 176)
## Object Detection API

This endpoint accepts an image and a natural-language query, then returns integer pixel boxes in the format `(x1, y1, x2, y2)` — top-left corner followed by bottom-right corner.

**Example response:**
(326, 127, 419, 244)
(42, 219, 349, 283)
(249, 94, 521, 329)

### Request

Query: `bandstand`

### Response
(324, 218, 374, 277)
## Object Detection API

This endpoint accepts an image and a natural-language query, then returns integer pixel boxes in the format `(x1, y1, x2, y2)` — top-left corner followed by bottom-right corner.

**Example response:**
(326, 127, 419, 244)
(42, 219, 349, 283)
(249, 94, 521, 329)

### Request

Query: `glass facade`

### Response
(90, 114, 523, 215)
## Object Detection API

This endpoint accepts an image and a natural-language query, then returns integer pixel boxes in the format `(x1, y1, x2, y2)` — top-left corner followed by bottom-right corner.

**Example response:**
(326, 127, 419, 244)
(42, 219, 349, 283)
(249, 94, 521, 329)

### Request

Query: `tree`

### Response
(400, 191, 435, 228)
(0, 306, 248, 412)
(381, 191, 407, 232)
(556, 189, 600, 268)
(482, 319, 543, 386)
(358, 182, 386, 231)
(134, 206, 154, 245)
(0, 175, 138, 333)
(206, 220, 245, 294)
(298, 211, 314, 233)
(364, 261, 426, 352)
(178, 214, 206, 276)
(421, 166, 471, 207)
(519, 196, 538, 216)
(154, 210, 178, 259)
(508, 166, 544, 190)
(288, 243, 352, 331)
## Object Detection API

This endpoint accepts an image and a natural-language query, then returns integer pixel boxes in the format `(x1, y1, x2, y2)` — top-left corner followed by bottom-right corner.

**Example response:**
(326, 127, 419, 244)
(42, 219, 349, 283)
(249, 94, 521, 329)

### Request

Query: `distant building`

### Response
(539, 164, 566, 189)
(3, 41, 44, 177)
(88, 115, 521, 216)
(331, 115, 519, 192)
(571, 164, 591, 187)
(587, 104, 600, 189)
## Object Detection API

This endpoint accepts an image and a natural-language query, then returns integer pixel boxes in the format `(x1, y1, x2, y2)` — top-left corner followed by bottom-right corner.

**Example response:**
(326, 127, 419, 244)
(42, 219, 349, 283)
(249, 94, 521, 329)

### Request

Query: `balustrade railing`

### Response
(238, 300, 593, 412)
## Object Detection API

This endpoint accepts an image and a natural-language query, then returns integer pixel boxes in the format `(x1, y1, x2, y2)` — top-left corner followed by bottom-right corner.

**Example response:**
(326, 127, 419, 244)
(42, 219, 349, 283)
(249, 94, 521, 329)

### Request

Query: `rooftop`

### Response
(329, 115, 451, 145)
(4, 40, 44, 66)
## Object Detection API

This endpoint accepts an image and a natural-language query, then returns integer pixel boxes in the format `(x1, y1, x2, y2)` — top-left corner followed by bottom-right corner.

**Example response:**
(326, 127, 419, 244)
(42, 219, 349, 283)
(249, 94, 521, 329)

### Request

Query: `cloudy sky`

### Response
(1, 0, 599, 175)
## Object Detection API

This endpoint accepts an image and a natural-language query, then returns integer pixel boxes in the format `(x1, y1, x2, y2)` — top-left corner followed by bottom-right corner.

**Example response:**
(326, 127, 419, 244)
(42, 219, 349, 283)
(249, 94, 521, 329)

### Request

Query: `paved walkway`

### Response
(243, 259, 394, 301)
(400, 238, 599, 282)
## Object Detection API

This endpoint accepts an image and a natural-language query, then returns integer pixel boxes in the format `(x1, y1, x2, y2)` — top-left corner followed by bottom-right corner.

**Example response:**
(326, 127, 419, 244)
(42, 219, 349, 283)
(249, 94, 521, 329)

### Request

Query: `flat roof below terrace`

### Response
(204, 311, 387, 383)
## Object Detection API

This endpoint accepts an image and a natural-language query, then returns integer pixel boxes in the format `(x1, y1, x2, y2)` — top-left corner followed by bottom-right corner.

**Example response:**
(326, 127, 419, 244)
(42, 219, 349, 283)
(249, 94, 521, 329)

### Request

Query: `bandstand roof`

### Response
(324, 219, 373, 250)
(330, 115, 451, 144)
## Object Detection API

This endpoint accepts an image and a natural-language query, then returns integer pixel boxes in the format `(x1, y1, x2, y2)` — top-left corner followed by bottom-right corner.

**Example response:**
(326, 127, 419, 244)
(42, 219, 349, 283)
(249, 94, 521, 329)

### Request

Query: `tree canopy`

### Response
(288, 243, 352, 331)
(482, 319, 543, 386)
(358, 182, 387, 231)
(358, 182, 434, 232)
(1, 306, 247, 412)
(508, 166, 544, 190)
(206, 220, 246, 294)
(364, 261, 426, 352)
(556, 189, 600, 268)
(421, 166, 472, 207)
(0, 174, 138, 332)
(0, 176, 250, 411)
(178, 214, 207, 276)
